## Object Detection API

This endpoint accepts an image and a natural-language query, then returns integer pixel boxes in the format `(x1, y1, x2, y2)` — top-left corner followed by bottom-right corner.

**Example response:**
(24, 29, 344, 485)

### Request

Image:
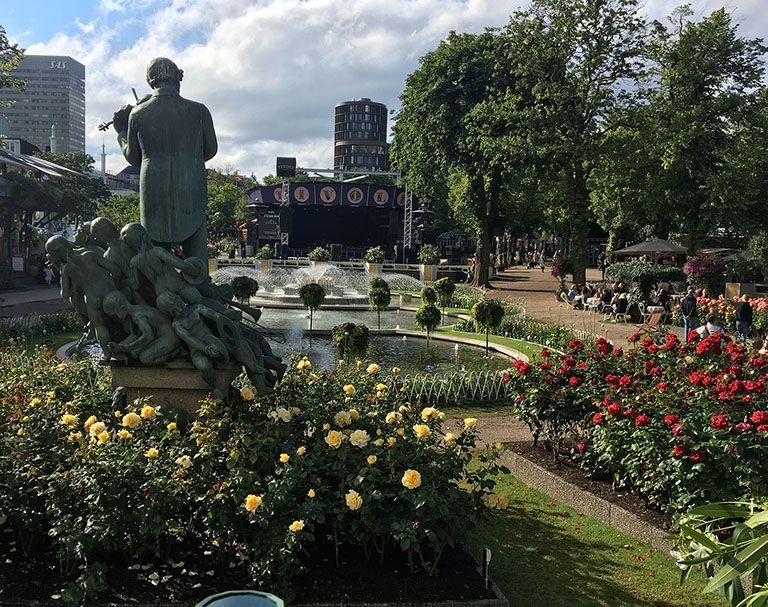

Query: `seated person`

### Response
(566, 284, 579, 302)
(613, 293, 628, 315)
(697, 313, 726, 338)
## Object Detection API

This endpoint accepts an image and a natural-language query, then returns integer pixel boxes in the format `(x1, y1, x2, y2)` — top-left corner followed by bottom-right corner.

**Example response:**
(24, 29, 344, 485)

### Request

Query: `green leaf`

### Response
(679, 525, 721, 553)
(686, 502, 751, 520)
(704, 535, 768, 593)
(745, 511, 768, 529)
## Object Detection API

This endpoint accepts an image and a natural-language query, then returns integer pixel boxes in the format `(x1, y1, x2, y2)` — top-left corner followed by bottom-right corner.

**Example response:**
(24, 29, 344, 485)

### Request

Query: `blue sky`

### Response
(2, 0, 766, 178)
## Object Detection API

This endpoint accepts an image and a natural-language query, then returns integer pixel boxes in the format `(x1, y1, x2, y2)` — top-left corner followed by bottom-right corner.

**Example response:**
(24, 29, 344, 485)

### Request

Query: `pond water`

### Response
(268, 334, 512, 374)
(257, 308, 421, 331)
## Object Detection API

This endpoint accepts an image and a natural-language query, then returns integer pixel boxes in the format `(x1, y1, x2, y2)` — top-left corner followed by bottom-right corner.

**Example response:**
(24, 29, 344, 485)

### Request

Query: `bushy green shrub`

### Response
(307, 246, 331, 262)
(368, 277, 392, 329)
(415, 303, 441, 342)
(434, 277, 456, 311)
(331, 322, 370, 361)
(363, 246, 385, 263)
(255, 245, 274, 260)
(421, 286, 437, 305)
(605, 260, 685, 301)
(472, 299, 505, 353)
(417, 244, 440, 265)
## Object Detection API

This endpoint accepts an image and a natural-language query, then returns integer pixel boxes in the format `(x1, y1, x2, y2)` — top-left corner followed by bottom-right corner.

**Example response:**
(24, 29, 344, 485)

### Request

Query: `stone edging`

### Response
(394, 329, 527, 362)
(502, 450, 672, 551)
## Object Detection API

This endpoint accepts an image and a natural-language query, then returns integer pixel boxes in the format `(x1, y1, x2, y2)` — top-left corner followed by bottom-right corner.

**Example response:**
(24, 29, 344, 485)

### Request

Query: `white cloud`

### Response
(21, 0, 768, 179)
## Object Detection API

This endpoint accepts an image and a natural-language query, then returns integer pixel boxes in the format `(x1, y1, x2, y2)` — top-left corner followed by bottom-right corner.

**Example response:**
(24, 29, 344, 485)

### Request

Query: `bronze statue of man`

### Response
(112, 57, 217, 261)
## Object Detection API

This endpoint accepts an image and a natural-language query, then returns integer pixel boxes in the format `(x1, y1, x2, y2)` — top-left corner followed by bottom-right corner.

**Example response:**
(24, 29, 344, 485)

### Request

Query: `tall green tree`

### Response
(96, 193, 140, 228)
(0, 25, 24, 111)
(207, 181, 249, 235)
(391, 31, 506, 287)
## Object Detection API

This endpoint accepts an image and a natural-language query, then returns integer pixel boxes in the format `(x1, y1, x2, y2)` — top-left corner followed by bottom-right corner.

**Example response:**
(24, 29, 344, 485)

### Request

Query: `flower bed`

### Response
(0, 352, 506, 604)
(0, 308, 81, 346)
(509, 333, 768, 516)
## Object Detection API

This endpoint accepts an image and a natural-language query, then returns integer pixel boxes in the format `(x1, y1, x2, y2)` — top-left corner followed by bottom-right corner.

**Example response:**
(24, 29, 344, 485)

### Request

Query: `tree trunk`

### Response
(472, 169, 501, 289)
(309, 309, 313, 346)
(377, 309, 381, 330)
(569, 164, 590, 286)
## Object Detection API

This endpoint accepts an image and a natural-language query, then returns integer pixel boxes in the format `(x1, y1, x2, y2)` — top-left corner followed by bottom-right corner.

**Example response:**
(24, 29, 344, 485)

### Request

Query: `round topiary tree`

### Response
(229, 275, 259, 303)
(331, 322, 370, 362)
(433, 277, 456, 321)
(299, 282, 326, 344)
(415, 302, 441, 343)
(472, 298, 505, 354)
(254, 245, 274, 260)
(368, 277, 392, 330)
(364, 246, 386, 264)
(421, 286, 437, 305)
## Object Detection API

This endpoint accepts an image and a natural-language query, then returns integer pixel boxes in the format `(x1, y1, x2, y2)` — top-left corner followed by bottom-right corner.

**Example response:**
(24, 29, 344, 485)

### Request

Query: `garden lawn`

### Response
(433, 326, 543, 360)
(472, 473, 725, 607)
(23, 331, 81, 355)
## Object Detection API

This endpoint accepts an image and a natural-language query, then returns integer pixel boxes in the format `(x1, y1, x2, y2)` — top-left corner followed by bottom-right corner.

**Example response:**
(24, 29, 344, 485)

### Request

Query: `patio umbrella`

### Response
(611, 238, 687, 256)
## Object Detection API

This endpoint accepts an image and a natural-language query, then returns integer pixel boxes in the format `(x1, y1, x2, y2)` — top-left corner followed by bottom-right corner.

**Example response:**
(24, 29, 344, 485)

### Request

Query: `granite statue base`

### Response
(110, 362, 242, 415)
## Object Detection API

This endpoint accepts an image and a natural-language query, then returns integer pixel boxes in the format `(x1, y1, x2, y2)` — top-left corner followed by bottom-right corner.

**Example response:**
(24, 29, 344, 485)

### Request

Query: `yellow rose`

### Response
(29, 398, 42, 407)
(20, 415, 30, 423)
(391, 366, 401, 375)
(387, 436, 397, 447)
(397, 428, 405, 437)
(366, 363, 380, 375)
(338, 359, 346, 367)
(289, 519, 305, 532)
(444, 432, 456, 446)
(61, 413, 78, 426)
(89, 421, 106, 436)
(279, 453, 290, 463)
(276, 407, 292, 422)
(176, 455, 193, 469)
(349, 408, 359, 421)
(97, 430, 110, 443)
(463, 417, 478, 430)
(375, 383, 388, 392)
(399, 405, 411, 413)
(343, 384, 356, 396)
(122, 412, 141, 429)
(349, 429, 370, 448)
(141, 405, 156, 420)
(325, 430, 344, 449)
(413, 424, 430, 438)
(296, 446, 306, 456)
(334, 410, 352, 427)
(496, 494, 509, 509)
(385, 411, 401, 424)
(68, 431, 83, 443)
(401, 469, 422, 490)
(114, 410, 122, 418)
(420, 407, 435, 421)
(83, 415, 97, 431)
(307, 488, 316, 498)
(167, 422, 177, 431)
(118, 429, 131, 440)
(16, 428, 25, 437)
(374, 438, 385, 447)
(145, 447, 159, 459)
(244, 494, 262, 512)
(322, 422, 331, 431)
(345, 489, 363, 511)
(494, 442, 503, 451)
(482, 493, 499, 509)
(297, 357, 312, 370)
(367, 455, 377, 465)
(240, 387, 255, 401)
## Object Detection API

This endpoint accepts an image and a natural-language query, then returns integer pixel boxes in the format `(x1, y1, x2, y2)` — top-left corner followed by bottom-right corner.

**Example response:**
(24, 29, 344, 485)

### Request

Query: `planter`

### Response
(726, 282, 756, 298)
(419, 264, 438, 283)
(365, 262, 382, 275)
(310, 260, 330, 268)
(208, 257, 218, 274)
(258, 259, 273, 272)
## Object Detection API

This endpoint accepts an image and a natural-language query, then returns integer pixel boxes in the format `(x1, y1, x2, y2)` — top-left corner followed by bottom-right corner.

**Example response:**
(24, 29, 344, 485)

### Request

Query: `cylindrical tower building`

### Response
(334, 98, 388, 172)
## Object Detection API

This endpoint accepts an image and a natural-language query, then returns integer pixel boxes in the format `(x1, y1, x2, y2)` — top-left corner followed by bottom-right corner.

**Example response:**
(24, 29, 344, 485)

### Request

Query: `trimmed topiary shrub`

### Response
(368, 278, 392, 330)
(299, 282, 326, 339)
(230, 275, 259, 303)
(421, 286, 437, 305)
(434, 277, 456, 316)
(415, 303, 441, 343)
(331, 322, 370, 361)
(472, 299, 505, 354)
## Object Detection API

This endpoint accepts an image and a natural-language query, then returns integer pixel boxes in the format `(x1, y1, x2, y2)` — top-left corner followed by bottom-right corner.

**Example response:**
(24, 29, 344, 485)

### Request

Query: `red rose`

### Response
(569, 339, 584, 351)
(607, 403, 622, 416)
(757, 425, 768, 433)
(689, 450, 705, 463)
(515, 394, 525, 403)
(664, 414, 679, 426)
(515, 361, 532, 375)
(734, 422, 753, 433)
(672, 444, 686, 457)
(613, 347, 623, 357)
(540, 361, 552, 370)
(577, 440, 587, 455)
(592, 412, 606, 425)
(750, 410, 768, 425)
(644, 360, 656, 372)
(605, 374, 619, 385)
(687, 330, 700, 343)
(502, 372, 511, 383)
(623, 407, 637, 418)
(628, 332, 641, 343)
(540, 348, 551, 358)
(709, 415, 729, 430)
(618, 375, 633, 389)
(647, 344, 660, 354)
(671, 423, 684, 436)
(569, 376, 583, 387)
(656, 382, 669, 392)
(634, 414, 651, 427)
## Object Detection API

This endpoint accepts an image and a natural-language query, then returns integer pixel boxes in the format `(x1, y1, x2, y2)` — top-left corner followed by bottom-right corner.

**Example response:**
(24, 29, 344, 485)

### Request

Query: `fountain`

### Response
(212, 264, 425, 308)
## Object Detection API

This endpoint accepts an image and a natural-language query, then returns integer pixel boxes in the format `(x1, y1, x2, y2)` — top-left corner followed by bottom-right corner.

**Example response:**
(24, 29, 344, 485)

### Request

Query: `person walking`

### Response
(597, 251, 607, 279)
(734, 294, 753, 346)
(681, 287, 698, 342)
(538, 251, 546, 272)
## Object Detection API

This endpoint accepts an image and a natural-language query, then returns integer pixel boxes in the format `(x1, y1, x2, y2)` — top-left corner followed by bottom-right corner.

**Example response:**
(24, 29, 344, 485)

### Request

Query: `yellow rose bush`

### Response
(0, 351, 506, 601)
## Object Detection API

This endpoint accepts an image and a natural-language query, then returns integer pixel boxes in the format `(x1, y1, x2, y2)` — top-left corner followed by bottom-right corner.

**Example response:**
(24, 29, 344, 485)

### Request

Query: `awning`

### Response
(0, 148, 85, 177)
(612, 238, 688, 256)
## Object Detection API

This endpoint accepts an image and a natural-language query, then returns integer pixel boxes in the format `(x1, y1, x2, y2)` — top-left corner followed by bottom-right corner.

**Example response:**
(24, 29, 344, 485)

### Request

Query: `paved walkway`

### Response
(0, 285, 66, 317)
(485, 266, 684, 345)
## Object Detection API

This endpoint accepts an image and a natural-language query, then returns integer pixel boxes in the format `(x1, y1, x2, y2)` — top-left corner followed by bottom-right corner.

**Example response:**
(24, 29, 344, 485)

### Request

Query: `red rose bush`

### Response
(510, 334, 768, 515)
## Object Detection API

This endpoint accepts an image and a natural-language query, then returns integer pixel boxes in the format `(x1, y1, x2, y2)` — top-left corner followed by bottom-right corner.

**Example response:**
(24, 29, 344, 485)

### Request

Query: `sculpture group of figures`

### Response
(45, 219, 285, 396)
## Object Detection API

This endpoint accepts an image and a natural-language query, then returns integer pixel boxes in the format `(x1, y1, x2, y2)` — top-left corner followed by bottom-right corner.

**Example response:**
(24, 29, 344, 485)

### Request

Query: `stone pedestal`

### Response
(110, 362, 241, 415)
